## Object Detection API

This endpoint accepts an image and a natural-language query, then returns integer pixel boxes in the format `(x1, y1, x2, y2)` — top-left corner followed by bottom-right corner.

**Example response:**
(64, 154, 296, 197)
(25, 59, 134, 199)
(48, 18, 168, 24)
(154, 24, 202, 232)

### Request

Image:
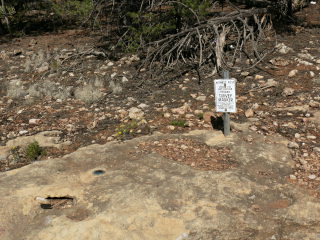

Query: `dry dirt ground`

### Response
(0, 3, 320, 199)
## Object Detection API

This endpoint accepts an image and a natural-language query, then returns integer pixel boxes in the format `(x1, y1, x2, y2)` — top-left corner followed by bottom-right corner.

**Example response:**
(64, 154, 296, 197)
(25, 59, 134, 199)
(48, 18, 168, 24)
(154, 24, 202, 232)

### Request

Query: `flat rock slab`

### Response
(0, 130, 320, 240)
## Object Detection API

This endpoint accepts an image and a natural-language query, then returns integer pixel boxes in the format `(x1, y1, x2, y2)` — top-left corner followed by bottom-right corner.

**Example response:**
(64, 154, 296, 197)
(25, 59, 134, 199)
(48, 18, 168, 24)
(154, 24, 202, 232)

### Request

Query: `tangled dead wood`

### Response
(90, 1, 280, 85)
(141, 7, 273, 80)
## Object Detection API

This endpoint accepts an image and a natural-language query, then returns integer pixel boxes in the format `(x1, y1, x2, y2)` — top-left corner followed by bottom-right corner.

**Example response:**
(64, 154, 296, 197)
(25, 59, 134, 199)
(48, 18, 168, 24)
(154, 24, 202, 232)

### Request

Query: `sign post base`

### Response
(223, 112, 230, 136)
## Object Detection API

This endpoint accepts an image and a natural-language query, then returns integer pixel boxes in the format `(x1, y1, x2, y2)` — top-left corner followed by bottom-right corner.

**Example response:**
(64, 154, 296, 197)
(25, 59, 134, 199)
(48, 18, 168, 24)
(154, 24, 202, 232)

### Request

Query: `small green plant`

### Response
(25, 141, 44, 161)
(115, 121, 139, 137)
(170, 119, 188, 127)
(197, 113, 204, 120)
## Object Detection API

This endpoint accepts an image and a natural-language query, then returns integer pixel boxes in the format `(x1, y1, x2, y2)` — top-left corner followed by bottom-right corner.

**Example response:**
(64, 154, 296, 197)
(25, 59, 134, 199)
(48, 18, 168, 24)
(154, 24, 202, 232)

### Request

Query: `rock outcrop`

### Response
(0, 128, 319, 240)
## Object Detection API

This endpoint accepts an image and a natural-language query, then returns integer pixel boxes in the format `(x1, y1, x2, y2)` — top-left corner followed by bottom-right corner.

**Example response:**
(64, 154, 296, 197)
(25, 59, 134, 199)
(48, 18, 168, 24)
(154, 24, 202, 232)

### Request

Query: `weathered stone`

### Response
(129, 107, 144, 120)
(290, 174, 297, 180)
(295, 58, 313, 66)
(282, 87, 295, 96)
(36, 63, 49, 73)
(240, 71, 250, 76)
(196, 95, 206, 101)
(269, 57, 290, 66)
(171, 103, 191, 115)
(306, 135, 316, 140)
(310, 71, 315, 77)
(4, 131, 65, 148)
(275, 43, 293, 54)
(288, 69, 298, 77)
(245, 108, 254, 118)
(288, 141, 299, 149)
(308, 174, 317, 180)
(254, 74, 264, 80)
(203, 111, 214, 123)
(137, 103, 149, 109)
(264, 79, 278, 87)
(1, 129, 319, 240)
(28, 119, 41, 125)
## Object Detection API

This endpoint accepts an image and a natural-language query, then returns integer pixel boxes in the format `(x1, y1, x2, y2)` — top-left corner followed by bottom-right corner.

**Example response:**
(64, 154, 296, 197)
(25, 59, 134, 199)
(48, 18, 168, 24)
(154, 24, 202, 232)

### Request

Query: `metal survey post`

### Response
(214, 70, 236, 136)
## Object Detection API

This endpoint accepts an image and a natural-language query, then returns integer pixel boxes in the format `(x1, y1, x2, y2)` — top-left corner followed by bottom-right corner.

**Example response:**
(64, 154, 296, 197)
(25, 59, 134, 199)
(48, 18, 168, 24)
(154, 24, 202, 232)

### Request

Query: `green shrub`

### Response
(25, 141, 44, 160)
(170, 119, 188, 127)
(122, 0, 211, 52)
(52, 0, 93, 24)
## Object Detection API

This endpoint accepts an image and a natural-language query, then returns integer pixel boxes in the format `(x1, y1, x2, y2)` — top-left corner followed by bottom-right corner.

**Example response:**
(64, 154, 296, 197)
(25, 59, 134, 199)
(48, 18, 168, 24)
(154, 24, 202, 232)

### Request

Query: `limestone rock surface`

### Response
(0, 129, 319, 240)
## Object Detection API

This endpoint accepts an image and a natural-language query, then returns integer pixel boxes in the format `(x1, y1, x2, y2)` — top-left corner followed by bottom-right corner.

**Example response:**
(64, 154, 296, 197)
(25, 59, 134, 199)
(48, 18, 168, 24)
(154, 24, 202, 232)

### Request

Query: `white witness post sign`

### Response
(214, 79, 236, 113)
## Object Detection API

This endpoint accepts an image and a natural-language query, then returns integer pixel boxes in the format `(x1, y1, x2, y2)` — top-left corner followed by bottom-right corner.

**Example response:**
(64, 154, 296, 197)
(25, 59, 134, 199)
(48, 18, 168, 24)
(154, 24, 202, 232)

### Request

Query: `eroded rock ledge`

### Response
(0, 129, 319, 240)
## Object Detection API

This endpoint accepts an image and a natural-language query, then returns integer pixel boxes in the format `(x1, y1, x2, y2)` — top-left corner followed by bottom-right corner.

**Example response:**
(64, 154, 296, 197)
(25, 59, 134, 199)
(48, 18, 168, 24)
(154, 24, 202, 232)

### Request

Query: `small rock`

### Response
(249, 125, 258, 131)
(282, 87, 295, 96)
(295, 58, 313, 66)
(288, 141, 299, 149)
(185, 114, 194, 119)
(245, 109, 254, 118)
(310, 71, 315, 77)
(252, 103, 259, 109)
(118, 109, 128, 119)
(107, 136, 114, 141)
(203, 111, 214, 123)
(286, 122, 296, 128)
(275, 43, 293, 54)
(309, 100, 320, 108)
(128, 107, 144, 120)
(180, 145, 188, 150)
(264, 79, 278, 87)
(167, 125, 175, 130)
(36, 63, 49, 73)
(19, 130, 28, 135)
(294, 133, 301, 139)
(313, 77, 320, 84)
(171, 103, 191, 115)
(163, 113, 171, 118)
(307, 135, 316, 140)
(181, 87, 188, 91)
(288, 69, 298, 77)
(313, 147, 320, 153)
(308, 174, 317, 180)
(241, 71, 250, 76)
(196, 95, 206, 101)
(289, 174, 297, 180)
(194, 110, 203, 115)
(29, 118, 41, 125)
(7, 132, 16, 138)
(107, 61, 114, 66)
(122, 76, 128, 83)
(270, 57, 290, 66)
(110, 72, 117, 78)
(298, 52, 314, 61)
(137, 103, 149, 109)
(254, 75, 264, 80)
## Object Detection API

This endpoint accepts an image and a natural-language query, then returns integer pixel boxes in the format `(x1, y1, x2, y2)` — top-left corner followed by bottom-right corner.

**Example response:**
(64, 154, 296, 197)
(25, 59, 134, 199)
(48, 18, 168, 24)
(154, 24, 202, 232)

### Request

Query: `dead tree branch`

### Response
(141, 7, 272, 79)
